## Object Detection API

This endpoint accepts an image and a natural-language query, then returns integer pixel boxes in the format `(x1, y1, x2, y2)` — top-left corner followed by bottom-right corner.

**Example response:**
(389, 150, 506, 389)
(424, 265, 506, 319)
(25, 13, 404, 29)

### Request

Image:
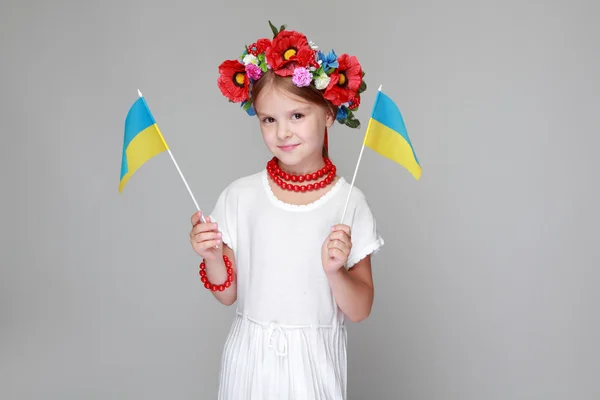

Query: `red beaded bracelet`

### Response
(199, 254, 234, 292)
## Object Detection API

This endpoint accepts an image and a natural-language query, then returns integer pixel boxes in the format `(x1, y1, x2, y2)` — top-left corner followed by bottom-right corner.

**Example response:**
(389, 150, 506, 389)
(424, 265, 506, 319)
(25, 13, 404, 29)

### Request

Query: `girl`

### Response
(189, 23, 384, 400)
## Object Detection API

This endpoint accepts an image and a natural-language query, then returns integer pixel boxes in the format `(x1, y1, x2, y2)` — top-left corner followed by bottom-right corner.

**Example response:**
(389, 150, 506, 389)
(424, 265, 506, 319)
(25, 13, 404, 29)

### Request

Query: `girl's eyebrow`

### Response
(290, 106, 312, 114)
(256, 105, 312, 118)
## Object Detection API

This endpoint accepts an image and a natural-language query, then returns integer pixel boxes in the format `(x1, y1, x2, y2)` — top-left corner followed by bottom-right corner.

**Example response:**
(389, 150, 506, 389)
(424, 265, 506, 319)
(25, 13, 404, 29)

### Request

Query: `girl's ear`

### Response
(326, 109, 335, 128)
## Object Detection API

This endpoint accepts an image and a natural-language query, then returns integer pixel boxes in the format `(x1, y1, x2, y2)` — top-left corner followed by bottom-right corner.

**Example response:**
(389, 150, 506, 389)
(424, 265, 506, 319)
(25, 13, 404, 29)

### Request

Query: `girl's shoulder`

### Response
(212, 170, 266, 210)
(337, 178, 370, 207)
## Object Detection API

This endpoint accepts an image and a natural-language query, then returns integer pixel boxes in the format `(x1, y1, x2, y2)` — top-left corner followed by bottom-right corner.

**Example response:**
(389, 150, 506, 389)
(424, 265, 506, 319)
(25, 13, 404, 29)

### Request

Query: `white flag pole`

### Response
(340, 84, 382, 225)
(138, 89, 206, 224)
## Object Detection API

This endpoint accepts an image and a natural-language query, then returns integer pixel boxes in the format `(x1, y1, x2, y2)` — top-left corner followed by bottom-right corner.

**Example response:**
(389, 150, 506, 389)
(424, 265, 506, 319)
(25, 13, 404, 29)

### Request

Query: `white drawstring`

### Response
(237, 311, 338, 358)
(267, 321, 288, 357)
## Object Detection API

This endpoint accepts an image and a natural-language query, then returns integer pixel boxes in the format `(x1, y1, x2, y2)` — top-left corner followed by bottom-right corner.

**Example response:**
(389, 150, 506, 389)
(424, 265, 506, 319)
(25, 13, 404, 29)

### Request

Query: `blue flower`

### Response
(336, 105, 348, 121)
(318, 50, 338, 71)
(241, 101, 256, 116)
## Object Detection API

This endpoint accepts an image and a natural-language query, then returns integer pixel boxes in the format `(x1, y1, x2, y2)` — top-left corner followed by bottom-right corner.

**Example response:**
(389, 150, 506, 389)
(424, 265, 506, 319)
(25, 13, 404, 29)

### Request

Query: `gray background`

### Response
(1, 0, 598, 399)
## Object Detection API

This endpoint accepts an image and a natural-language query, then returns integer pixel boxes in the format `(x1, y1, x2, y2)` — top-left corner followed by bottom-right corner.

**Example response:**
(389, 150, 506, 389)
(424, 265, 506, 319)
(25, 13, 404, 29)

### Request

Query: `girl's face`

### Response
(254, 86, 334, 172)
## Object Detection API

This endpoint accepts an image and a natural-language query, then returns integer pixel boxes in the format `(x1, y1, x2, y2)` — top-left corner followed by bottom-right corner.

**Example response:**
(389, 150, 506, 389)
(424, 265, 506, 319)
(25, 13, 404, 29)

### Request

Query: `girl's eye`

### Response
(263, 117, 275, 123)
(292, 113, 304, 120)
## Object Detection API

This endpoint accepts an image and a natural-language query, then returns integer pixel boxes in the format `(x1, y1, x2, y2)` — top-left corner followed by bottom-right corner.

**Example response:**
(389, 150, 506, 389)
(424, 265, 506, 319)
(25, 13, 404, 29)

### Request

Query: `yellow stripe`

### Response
(364, 118, 422, 180)
(119, 123, 169, 192)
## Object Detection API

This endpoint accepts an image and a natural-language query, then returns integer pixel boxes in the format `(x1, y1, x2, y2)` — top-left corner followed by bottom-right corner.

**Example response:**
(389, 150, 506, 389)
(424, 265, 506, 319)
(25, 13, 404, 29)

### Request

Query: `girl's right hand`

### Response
(189, 211, 223, 261)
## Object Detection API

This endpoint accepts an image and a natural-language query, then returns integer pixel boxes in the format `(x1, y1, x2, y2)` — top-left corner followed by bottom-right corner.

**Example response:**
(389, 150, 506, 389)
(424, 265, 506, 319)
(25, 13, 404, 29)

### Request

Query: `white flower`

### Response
(309, 40, 319, 50)
(314, 73, 330, 90)
(242, 54, 258, 65)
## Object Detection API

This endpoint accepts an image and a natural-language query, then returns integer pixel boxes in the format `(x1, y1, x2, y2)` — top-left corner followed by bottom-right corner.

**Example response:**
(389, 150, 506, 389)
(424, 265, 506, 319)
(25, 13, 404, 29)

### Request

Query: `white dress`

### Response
(209, 169, 384, 400)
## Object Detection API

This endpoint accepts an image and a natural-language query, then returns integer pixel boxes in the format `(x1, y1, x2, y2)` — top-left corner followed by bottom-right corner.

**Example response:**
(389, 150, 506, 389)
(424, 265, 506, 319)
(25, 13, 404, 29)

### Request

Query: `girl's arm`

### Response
(203, 244, 238, 306)
(325, 256, 374, 322)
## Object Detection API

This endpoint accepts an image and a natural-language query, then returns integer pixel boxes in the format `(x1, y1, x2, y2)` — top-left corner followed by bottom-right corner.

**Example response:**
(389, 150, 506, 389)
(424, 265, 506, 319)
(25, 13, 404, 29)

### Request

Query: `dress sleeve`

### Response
(346, 193, 384, 269)
(208, 184, 237, 254)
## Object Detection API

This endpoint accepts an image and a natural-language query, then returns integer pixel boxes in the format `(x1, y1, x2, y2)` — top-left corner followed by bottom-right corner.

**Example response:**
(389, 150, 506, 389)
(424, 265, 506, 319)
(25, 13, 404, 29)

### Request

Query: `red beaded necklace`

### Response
(266, 156, 337, 192)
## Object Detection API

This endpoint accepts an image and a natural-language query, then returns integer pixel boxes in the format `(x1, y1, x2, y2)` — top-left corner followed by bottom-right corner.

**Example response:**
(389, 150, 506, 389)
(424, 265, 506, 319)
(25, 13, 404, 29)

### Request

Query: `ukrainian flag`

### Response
(364, 87, 421, 180)
(119, 93, 169, 192)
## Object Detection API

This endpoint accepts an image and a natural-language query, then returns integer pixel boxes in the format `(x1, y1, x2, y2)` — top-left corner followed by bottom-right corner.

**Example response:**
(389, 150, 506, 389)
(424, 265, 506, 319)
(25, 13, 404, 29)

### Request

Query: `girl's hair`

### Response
(252, 70, 337, 158)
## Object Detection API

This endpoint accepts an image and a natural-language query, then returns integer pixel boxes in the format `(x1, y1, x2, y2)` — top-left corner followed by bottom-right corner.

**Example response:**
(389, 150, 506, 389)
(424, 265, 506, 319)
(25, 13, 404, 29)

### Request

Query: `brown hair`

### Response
(251, 70, 337, 158)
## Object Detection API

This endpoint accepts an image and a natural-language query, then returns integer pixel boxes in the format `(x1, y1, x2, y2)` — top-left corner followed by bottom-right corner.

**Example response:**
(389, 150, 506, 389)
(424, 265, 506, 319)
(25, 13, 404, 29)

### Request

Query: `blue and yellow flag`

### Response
(119, 92, 169, 192)
(363, 87, 421, 180)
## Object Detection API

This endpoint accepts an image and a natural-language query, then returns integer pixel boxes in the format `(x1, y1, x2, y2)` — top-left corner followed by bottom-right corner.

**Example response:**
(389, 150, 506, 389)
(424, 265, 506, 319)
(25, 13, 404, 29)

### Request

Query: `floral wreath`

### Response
(217, 21, 367, 128)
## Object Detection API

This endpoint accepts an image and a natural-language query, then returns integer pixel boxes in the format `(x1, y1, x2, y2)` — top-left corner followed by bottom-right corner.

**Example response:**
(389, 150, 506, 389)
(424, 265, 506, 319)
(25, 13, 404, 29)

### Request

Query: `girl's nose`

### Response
(276, 124, 292, 140)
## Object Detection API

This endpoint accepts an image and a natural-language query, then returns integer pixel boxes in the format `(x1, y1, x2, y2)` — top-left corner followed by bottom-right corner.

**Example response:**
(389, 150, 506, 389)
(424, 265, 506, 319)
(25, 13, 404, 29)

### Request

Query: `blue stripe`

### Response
(120, 97, 155, 180)
(370, 91, 419, 164)
(124, 97, 155, 149)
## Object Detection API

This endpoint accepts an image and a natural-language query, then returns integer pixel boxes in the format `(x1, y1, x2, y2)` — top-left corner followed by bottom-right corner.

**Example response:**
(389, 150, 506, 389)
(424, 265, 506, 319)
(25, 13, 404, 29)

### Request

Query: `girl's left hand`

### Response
(322, 224, 352, 273)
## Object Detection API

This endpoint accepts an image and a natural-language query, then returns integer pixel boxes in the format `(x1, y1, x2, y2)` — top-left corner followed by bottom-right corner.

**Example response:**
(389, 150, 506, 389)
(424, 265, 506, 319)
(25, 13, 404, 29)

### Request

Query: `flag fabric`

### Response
(363, 89, 421, 180)
(119, 95, 169, 192)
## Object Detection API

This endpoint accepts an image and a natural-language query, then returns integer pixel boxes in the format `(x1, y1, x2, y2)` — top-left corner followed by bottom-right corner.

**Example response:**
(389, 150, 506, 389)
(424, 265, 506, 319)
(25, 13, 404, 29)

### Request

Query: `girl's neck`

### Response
(277, 156, 325, 175)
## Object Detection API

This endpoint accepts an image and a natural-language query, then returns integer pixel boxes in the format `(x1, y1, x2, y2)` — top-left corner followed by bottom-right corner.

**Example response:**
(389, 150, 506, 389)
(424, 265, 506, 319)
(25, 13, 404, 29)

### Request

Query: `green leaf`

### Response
(358, 80, 367, 94)
(268, 21, 279, 38)
(280, 25, 286, 32)
(242, 99, 253, 111)
(345, 117, 361, 128)
(257, 53, 267, 72)
(326, 67, 336, 74)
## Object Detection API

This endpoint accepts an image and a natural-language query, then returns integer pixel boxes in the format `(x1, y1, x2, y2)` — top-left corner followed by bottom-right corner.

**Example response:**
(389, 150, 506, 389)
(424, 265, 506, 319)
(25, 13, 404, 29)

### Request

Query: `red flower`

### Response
(348, 93, 361, 110)
(265, 30, 316, 76)
(217, 59, 249, 103)
(247, 38, 271, 56)
(324, 54, 363, 106)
